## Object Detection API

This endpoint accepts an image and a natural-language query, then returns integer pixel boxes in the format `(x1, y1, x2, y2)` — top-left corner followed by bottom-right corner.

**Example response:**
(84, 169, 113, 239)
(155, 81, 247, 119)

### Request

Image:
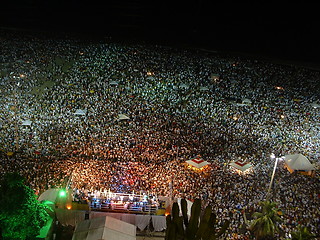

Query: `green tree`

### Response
(291, 225, 318, 240)
(165, 199, 230, 240)
(249, 201, 282, 240)
(0, 172, 49, 240)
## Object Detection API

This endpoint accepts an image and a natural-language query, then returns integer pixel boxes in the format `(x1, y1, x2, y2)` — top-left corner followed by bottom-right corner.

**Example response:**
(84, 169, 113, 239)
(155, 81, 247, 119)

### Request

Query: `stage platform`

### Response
(87, 192, 164, 215)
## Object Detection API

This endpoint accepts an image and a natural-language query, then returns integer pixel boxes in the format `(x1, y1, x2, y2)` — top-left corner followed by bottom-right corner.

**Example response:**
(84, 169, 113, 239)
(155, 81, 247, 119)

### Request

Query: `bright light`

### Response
(66, 205, 72, 210)
(59, 189, 67, 197)
(270, 153, 275, 159)
(146, 71, 154, 76)
(211, 74, 220, 82)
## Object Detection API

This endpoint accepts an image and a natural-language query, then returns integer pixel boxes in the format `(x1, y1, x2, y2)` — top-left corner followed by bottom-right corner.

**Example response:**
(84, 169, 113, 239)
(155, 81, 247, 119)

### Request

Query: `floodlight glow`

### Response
(59, 189, 67, 197)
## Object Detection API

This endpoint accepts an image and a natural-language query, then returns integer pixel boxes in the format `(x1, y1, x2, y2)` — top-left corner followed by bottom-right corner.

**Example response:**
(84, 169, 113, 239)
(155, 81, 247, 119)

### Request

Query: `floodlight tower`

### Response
(266, 153, 279, 199)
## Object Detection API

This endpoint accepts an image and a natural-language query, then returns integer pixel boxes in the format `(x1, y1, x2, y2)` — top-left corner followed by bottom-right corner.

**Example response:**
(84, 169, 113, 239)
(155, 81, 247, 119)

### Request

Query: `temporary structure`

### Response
(284, 154, 315, 174)
(242, 98, 252, 105)
(199, 86, 209, 91)
(72, 216, 136, 240)
(109, 81, 119, 86)
(38, 188, 61, 203)
(311, 102, 320, 108)
(229, 159, 252, 172)
(117, 114, 130, 121)
(179, 83, 189, 89)
(21, 120, 32, 126)
(74, 109, 87, 116)
(186, 157, 210, 169)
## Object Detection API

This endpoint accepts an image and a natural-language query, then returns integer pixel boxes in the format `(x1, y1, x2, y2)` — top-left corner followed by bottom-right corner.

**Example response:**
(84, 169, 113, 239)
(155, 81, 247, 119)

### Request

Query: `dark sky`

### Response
(1, 0, 320, 63)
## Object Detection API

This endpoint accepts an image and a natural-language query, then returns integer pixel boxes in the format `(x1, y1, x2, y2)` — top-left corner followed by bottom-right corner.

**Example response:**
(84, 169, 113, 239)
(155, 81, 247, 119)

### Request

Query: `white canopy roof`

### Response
(284, 154, 315, 171)
(146, 76, 155, 80)
(311, 102, 320, 108)
(229, 160, 252, 172)
(21, 120, 32, 126)
(38, 188, 60, 203)
(109, 80, 119, 85)
(117, 114, 130, 121)
(199, 86, 209, 91)
(186, 157, 209, 169)
(74, 109, 87, 116)
(72, 216, 136, 240)
(242, 98, 252, 104)
(179, 83, 189, 89)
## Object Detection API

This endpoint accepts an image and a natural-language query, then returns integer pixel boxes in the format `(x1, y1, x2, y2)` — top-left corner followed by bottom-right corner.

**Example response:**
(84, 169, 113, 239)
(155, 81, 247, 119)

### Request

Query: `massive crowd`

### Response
(0, 30, 319, 239)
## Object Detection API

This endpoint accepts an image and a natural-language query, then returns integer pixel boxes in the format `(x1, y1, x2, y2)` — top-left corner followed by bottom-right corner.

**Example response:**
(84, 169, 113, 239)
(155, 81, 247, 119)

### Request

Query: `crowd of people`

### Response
(0, 30, 319, 239)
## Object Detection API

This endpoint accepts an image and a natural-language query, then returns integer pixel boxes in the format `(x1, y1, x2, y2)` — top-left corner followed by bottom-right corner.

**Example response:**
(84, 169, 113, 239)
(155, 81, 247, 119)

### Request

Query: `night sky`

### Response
(1, 0, 320, 63)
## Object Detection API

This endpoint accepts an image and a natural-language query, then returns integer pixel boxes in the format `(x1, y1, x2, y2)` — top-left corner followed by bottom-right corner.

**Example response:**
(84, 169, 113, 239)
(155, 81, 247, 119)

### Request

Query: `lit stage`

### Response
(87, 192, 164, 214)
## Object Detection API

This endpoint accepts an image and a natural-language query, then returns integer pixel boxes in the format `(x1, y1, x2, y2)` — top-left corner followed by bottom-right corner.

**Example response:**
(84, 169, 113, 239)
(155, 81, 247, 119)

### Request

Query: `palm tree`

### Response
(248, 201, 282, 240)
(291, 225, 317, 240)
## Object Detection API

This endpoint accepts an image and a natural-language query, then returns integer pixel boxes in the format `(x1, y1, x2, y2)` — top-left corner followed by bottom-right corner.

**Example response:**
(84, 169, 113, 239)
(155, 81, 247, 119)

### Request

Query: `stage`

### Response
(76, 191, 165, 215)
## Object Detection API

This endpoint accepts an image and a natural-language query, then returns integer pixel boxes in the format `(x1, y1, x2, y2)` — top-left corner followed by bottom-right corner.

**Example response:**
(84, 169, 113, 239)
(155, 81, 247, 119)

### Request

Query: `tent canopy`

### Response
(117, 114, 130, 121)
(311, 102, 320, 108)
(186, 157, 209, 169)
(109, 80, 119, 85)
(179, 83, 189, 89)
(242, 98, 252, 104)
(72, 216, 136, 240)
(284, 154, 315, 171)
(21, 120, 32, 126)
(146, 76, 155, 81)
(74, 109, 87, 116)
(199, 86, 209, 91)
(38, 188, 61, 203)
(229, 159, 252, 172)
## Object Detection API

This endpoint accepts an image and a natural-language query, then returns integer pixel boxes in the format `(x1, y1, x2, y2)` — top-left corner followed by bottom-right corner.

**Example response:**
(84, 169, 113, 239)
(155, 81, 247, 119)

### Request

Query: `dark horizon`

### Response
(1, 1, 320, 64)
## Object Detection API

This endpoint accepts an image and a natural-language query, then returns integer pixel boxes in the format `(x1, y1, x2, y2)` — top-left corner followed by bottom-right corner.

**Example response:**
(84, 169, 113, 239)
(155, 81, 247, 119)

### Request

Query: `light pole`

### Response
(266, 153, 279, 200)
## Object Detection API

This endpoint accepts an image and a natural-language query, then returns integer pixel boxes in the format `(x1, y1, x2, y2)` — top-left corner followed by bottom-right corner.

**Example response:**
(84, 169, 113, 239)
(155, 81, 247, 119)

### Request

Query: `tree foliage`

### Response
(291, 225, 317, 240)
(165, 199, 230, 240)
(249, 201, 282, 240)
(0, 172, 49, 240)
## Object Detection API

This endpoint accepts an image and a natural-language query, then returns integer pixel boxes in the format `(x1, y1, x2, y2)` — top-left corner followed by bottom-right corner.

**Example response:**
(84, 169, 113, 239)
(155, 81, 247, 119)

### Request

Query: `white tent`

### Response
(179, 83, 189, 89)
(229, 159, 252, 172)
(146, 76, 155, 81)
(284, 154, 315, 172)
(117, 114, 130, 121)
(199, 86, 209, 91)
(242, 98, 252, 105)
(109, 81, 119, 86)
(72, 216, 136, 240)
(186, 157, 209, 169)
(311, 102, 320, 108)
(21, 120, 32, 126)
(74, 109, 87, 116)
(38, 188, 61, 203)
